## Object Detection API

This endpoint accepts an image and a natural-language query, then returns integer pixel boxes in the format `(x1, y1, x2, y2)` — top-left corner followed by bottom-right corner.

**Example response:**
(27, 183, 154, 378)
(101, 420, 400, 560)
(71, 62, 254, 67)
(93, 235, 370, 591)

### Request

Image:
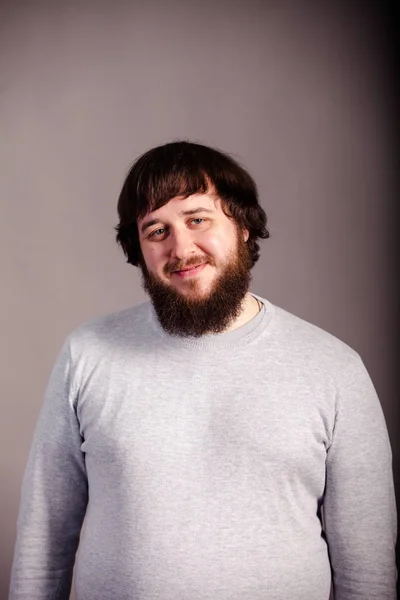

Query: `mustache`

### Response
(164, 255, 215, 275)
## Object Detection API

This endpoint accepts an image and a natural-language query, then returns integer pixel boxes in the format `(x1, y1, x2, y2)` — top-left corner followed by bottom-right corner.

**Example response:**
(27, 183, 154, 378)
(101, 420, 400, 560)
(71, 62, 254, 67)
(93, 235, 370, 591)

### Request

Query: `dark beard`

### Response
(140, 232, 253, 337)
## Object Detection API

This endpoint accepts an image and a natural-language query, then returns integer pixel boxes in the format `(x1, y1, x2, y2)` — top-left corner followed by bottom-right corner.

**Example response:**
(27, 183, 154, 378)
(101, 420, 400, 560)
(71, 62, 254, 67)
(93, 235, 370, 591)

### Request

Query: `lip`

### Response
(173, 263, 207, 278)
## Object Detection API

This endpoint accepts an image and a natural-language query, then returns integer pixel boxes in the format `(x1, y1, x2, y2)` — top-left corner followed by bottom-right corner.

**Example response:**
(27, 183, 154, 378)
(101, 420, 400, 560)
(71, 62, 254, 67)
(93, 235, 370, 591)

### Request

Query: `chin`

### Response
(174, 285, 211, 300)
(167, 275, 214, 295)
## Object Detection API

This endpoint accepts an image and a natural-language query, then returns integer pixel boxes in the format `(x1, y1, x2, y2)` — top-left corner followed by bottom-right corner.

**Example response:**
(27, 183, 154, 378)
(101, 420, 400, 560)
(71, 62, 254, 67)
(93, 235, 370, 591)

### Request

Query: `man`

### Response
(9, 141, 397, 599)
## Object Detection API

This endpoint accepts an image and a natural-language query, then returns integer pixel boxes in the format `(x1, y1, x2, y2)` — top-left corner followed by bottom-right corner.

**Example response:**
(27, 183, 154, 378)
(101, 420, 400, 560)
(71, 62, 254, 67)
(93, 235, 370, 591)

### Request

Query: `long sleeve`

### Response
(323, 354, 397, 599)
(9, 338, 88, 600)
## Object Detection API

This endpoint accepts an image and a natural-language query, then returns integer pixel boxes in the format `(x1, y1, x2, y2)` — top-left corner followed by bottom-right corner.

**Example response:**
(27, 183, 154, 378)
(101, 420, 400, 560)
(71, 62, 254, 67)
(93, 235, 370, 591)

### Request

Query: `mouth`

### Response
(172, 263, 207, 278)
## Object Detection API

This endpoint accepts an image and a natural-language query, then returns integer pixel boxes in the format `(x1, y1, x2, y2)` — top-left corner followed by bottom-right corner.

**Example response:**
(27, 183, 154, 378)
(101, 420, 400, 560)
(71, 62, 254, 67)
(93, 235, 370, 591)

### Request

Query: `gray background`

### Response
(1, 2, 397, 598)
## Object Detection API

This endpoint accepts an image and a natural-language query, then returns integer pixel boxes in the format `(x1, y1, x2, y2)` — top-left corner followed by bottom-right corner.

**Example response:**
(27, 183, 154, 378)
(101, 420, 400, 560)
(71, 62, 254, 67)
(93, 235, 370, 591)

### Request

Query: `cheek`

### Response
(200, 231, 236, 260)
(141, 246, 164, 273)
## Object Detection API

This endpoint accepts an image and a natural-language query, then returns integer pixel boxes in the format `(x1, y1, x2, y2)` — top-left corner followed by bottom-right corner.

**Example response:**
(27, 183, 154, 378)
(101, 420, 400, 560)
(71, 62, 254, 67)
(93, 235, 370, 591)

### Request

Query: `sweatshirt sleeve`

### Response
(323, 353, 397, 599)
(9, 337, 88, 600)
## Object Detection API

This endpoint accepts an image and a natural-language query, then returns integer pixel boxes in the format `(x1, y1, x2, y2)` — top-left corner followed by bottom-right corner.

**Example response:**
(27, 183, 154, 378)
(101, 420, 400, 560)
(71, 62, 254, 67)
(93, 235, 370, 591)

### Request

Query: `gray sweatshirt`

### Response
(9, 296, 397, 600)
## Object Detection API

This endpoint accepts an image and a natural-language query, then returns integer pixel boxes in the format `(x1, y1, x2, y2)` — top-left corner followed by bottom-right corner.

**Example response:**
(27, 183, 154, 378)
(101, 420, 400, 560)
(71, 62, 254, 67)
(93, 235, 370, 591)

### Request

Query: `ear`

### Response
(243, 228, 249, 242)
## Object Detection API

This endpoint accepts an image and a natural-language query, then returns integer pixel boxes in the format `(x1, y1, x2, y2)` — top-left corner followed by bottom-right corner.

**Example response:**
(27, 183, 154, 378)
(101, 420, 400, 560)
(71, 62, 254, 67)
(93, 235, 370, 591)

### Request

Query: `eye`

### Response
(148, 228, 167, 239)
(191, 218, 205, 225)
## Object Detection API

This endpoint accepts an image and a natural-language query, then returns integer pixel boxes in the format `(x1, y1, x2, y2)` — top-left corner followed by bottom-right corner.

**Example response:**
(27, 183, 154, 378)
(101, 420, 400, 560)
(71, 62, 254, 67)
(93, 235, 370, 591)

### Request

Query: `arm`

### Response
(9, 337, 88, 600)
(324, 353, 397, 599)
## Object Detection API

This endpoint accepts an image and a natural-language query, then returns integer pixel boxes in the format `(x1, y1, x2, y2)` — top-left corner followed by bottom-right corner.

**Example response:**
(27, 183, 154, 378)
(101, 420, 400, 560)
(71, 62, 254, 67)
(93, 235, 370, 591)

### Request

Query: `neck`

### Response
(224, 293, 261, 333)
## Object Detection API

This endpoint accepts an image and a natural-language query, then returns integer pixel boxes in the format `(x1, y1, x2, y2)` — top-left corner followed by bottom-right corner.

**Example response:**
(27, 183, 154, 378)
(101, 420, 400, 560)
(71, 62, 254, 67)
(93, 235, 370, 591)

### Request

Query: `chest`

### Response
(76, 354, 334, 498)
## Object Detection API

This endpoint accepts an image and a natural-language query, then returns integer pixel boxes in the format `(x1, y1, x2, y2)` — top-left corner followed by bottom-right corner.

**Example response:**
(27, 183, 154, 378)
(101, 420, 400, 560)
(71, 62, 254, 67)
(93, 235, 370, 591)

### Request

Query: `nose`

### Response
(168, 228, 197, 261)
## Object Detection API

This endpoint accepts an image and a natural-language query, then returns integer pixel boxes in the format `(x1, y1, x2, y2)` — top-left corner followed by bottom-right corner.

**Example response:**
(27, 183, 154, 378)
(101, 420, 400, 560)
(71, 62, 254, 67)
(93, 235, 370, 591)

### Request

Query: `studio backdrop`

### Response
(0, 2, 397, 598)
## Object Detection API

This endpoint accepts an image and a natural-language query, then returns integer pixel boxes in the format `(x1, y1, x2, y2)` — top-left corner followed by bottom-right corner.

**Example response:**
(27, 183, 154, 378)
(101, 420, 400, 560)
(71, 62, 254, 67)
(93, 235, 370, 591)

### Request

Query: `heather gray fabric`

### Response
(9, 296, 397, 600)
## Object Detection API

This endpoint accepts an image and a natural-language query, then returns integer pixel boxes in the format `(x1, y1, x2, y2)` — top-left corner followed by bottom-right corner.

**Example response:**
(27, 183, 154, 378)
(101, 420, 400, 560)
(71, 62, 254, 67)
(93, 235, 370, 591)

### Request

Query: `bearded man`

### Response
(9, 141, 397, 600)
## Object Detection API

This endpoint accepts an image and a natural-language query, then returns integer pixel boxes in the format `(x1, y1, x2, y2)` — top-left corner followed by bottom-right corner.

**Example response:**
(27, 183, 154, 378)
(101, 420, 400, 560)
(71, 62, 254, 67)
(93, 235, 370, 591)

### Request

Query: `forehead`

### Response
(137, 191, 222, 224)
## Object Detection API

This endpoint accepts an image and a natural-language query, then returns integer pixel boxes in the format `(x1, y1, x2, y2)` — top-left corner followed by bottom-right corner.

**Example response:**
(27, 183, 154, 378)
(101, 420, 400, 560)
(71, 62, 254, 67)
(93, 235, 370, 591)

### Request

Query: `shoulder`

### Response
(64, 301, 153, 358)
(260, 298, 364, 381)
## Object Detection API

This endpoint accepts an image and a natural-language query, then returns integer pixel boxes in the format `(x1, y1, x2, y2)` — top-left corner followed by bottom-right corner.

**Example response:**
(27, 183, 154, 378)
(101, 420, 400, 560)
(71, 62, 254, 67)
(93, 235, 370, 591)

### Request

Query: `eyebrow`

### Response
(140, 207, 215, 234)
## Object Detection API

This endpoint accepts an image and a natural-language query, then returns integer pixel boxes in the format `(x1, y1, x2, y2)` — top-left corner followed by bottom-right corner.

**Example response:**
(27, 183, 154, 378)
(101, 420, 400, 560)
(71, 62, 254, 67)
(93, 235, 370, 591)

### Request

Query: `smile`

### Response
(173, 263, 207, 279)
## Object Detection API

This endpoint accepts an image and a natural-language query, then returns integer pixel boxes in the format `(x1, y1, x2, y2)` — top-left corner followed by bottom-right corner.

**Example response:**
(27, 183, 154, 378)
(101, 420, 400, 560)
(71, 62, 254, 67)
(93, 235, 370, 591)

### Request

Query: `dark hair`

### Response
(115, 140, 270, 267)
